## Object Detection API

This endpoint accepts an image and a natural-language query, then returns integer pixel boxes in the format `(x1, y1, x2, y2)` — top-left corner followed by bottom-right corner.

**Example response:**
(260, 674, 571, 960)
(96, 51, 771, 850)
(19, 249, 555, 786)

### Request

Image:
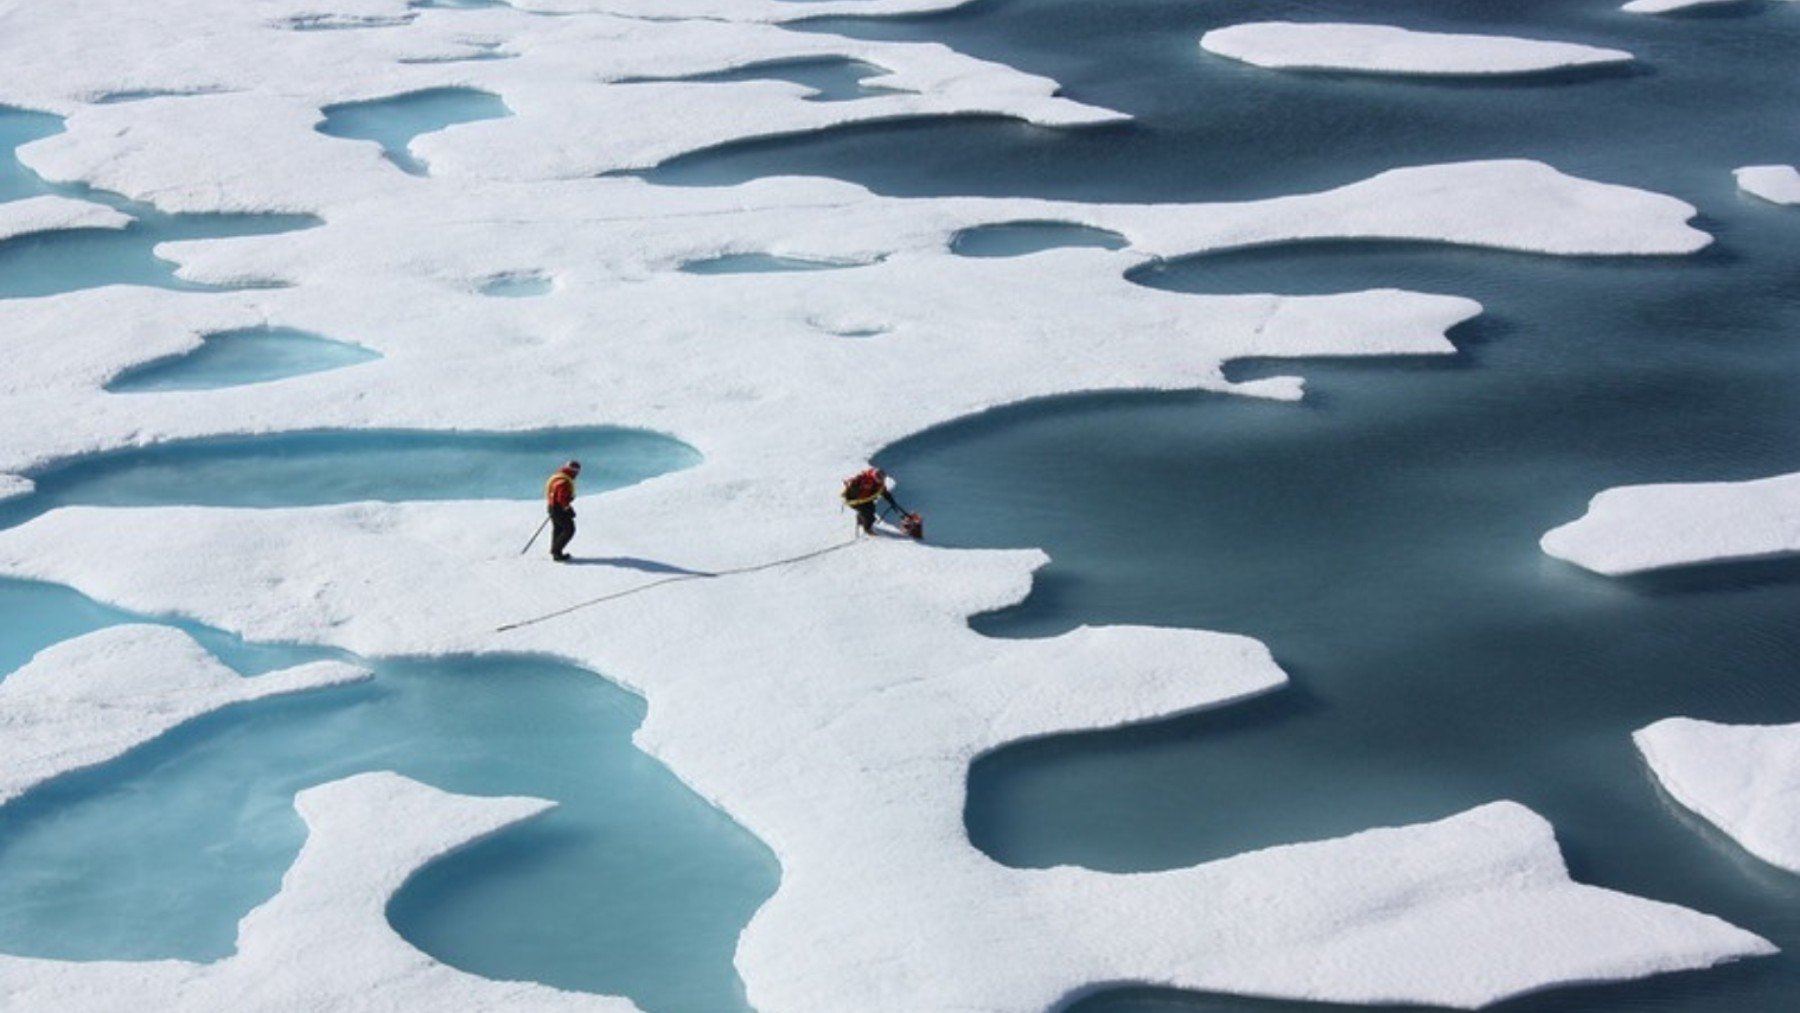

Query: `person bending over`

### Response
(841, 466, 920, 538)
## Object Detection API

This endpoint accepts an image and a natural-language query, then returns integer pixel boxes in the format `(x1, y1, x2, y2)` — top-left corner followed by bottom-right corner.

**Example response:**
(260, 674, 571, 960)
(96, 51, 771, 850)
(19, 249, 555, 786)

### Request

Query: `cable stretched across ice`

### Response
(495, 538, 862, 633)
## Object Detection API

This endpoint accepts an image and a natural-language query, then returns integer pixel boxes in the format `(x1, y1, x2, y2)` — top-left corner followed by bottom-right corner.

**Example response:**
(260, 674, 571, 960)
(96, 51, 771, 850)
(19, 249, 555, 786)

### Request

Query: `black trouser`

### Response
(853, 491, 901, 534)
(549, 505, 576, 557)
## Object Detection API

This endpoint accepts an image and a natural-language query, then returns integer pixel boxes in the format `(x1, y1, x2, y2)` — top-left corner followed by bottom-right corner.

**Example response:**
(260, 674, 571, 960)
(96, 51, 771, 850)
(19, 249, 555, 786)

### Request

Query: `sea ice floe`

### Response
(1540, 471, 1800, 575)
(0, 194, 131, 243)
(1736, 165, 1800, 206)
(0, 499, 1776, 1009)
(0, 771, 635, 1011)
(0, 625, 368, 806)
(1637, 718, 1800, 874)
(0, 475, 30, 504)
(1200, 22, 1634, 77)
(1623, 0, 1771, 13)
(0, 0, 1769, 1008)
(0, 159, 1704, 479)
(4, 5, 1114, 200)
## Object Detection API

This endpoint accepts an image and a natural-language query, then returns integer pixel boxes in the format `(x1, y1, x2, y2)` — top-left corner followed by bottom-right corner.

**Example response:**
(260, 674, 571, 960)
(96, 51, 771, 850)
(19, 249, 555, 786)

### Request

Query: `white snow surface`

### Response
(1200, 22, 1633, 76)
(0, 194, 131, 243)
(0, 625, 368, 806)
(1736, 165, 1800, 206)
(0, 502, 1774, 1009)
(0, 771, 635, 1011)
(1637, 718, 1800, 874)
(0, 0, 1769, 1008)
(1541, 472, 1800, 575)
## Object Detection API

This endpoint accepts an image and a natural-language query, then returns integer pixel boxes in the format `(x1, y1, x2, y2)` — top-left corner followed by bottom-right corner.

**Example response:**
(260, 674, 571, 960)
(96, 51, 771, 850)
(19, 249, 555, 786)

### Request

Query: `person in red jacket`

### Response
(841, 466, 921, 538)
(545, 460, 581, 562)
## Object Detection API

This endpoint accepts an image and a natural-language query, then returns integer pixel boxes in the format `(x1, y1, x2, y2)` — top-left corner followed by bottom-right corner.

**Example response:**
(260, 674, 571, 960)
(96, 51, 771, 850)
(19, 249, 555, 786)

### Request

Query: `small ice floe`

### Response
(0, 625, 368, 807)
(1200, 22, 1634, 77)
(0, 195, 131, 244)
(1541, 471, 1800, 575)
(1623, 0, 1764, 13)
(1637, 718, 1800, 874)
(0, 772, 631, 1010)
(0, 475, 31, 505)
(1735, 165, 1800, 206)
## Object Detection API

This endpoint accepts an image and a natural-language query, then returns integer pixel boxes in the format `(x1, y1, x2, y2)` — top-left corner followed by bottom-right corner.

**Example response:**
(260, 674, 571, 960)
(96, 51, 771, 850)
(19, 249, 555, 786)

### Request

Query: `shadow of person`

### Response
(568, 556, 716, 577)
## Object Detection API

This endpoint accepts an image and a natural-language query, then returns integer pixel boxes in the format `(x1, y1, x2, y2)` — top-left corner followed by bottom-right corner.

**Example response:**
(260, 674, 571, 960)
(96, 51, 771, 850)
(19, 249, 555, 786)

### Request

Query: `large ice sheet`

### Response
(0, 771, 635, 1011)
(0, 625, 368, 806)
(0, 499, 1774, 1009)
(1541, 472, 1800, 575)
(0, 160, 1704, 478)
(1201, 22, 1633, 76)
(1736, 165, 1800, 206)
(0, 0, 1768, 1008)
(1637, 718, 1800, 874)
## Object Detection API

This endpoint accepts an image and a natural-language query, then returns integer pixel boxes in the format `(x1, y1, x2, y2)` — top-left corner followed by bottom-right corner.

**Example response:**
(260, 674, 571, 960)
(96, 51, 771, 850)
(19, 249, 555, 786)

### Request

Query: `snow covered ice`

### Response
(1736, 165, 1800, 206)
(0, 0, 1792, 1010)
(0, 195, 130, 244)
(1200, 22, 1634, 77)
(1541, 472, 1800, 576)
(1636, 719, 1800, 875)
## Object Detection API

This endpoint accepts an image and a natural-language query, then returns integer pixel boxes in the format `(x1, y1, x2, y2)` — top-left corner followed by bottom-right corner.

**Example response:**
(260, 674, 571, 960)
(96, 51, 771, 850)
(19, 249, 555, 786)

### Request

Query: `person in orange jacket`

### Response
(841, 466, 921, 538)
(545, 460, 581, 562)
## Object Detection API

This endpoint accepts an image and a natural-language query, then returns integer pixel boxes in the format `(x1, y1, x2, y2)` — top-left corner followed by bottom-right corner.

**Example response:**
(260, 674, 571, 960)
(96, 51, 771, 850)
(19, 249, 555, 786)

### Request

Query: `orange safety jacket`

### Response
(545, 470, 577, 508)
(841, 469, 885, 507)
